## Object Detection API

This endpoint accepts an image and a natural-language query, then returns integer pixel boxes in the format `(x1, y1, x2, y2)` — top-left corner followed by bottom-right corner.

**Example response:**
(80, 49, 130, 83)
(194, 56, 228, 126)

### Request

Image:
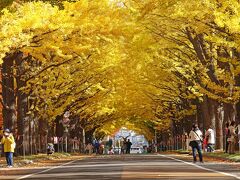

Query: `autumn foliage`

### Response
(0, 0, 240, 153)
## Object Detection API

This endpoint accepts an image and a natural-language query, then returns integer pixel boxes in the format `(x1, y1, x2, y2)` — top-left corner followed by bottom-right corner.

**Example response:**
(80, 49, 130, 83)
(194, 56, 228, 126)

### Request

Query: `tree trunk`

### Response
(39, 119, 48, 153)
(200, 96, 211, 132)
(85, 129, 95, 144)
(16, 52, 30, 155)
(55, 115, 64, 137)
(31, 117, 38, 154)
(200, 97, 223, 149)
(2, 53, 17, 133)
(215, 102, 224, 150)
(208, 98, 216, 130)
(224, 103, 236, 123)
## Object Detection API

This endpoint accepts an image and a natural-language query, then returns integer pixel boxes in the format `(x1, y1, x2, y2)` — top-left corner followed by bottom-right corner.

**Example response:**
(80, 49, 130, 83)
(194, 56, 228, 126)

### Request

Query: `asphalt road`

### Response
(1, 154, 240, 180)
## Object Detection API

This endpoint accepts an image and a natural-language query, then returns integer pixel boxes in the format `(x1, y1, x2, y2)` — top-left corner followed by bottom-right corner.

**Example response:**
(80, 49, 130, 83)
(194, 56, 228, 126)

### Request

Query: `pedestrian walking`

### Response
(225, 122, 230, 153)
(1, 129, 15, 168)
(120, 136, 130, 154)
(205, 126, 215, 152)
(85, 143, 93, 154)
(126, 139, 132, 154)
(189, 124, 203, 163)
(203, 137, 208, 152)
(228, 121, 236, 154)
(94, 141, 100, 154)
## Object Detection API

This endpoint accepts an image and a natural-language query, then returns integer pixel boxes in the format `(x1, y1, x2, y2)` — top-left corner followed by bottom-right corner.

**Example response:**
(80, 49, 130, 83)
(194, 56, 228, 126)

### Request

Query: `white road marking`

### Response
(159, 154, 240, 180)
(16, 160, 77, 180)
(12, 171, 227, 178)
(15, 161, 180, 169)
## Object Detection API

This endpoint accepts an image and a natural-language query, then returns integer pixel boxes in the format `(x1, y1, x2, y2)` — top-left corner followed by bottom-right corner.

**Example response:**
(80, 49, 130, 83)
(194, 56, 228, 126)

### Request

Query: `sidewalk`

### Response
(168, 150, 240, 163)
(0, 153, 89, 168)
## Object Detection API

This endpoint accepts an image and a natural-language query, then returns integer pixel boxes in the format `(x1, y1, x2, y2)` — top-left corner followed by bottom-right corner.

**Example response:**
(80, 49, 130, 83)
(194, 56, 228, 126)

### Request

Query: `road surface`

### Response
(1, 154, 240, 179)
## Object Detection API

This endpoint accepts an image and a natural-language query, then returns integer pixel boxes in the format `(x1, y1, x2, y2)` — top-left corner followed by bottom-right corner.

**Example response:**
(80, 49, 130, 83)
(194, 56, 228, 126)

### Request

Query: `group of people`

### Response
(189, 124, 215, 163)
(85, 138, 133, 155)
(121, 138, 132, 154)
(189, 121, 240, 163)
(85, 140, 104, 155)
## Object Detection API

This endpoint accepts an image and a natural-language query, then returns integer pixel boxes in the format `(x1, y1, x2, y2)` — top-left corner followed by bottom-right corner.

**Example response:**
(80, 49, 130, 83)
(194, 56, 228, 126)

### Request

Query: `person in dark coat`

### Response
(126, 139, 132, 154)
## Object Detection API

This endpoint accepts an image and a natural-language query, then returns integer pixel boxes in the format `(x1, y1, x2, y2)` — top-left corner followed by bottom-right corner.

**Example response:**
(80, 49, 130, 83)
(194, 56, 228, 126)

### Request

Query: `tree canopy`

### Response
(1, 0, 240, 149)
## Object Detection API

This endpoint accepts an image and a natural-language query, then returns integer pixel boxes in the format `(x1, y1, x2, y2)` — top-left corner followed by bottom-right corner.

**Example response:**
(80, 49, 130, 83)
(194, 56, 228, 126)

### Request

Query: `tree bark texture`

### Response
(2, 53, 17, 133)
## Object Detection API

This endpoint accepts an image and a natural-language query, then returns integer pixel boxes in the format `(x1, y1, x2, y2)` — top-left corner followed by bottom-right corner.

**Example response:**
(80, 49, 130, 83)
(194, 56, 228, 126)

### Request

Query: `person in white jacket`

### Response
(205, 126, 215, 152)
(189, 124, 203, 163)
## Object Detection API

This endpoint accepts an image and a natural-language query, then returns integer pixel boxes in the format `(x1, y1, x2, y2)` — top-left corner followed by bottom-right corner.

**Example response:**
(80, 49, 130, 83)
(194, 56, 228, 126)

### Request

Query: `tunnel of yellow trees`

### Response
(1, 0, 240, 154)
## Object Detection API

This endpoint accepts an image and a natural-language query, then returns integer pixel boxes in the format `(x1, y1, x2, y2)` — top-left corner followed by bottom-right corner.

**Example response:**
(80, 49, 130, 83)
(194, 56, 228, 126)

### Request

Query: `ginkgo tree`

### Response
(1, 0, 240, 154)
(0, 0, 156, 154)
(130, 0, 240, 149)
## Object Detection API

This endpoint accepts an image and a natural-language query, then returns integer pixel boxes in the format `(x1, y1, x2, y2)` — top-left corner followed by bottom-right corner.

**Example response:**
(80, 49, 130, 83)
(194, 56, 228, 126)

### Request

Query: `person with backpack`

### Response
(205, 126, 215, 152)
(189, 124, 203, 163)
(1, 129, 15, 168)
(47, 143, 55, 155)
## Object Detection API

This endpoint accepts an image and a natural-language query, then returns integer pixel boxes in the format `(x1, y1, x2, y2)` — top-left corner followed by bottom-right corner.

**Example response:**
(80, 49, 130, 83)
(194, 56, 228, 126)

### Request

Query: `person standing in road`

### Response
(189, 124, 203, 163)
(1, 129, 15, 168)
(205, 126, 215, 152)
(126, 139, 132, 154)
(228, 121, 236, 154)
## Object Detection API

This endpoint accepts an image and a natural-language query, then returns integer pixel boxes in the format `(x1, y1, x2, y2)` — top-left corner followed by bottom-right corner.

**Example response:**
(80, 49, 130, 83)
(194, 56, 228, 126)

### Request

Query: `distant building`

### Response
(114, 127, 148, 148)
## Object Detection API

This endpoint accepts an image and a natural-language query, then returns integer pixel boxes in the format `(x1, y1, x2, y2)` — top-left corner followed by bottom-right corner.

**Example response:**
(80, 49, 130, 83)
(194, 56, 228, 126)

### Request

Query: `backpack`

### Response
(11, 142, 16, 149)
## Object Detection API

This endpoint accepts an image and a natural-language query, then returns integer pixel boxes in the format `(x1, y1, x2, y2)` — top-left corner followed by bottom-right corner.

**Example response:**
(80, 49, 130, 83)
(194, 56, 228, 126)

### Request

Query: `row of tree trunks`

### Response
(185, 29, 240, 150)
(2, 52, 98, 155)
(199, 96, 211, 129)
(1, 52, 43, 155)
(198, 96, 236, 150)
